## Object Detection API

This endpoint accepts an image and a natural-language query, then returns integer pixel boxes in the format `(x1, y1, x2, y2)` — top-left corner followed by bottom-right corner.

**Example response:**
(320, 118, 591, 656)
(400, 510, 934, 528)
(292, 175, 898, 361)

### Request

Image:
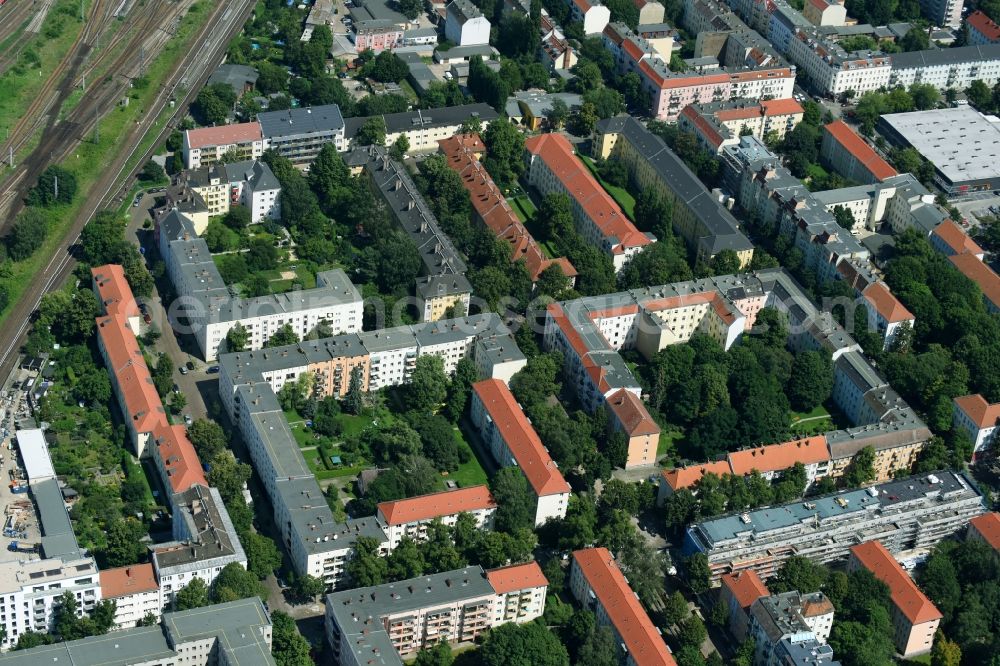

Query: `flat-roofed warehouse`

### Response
(877, 107, 1000, 195)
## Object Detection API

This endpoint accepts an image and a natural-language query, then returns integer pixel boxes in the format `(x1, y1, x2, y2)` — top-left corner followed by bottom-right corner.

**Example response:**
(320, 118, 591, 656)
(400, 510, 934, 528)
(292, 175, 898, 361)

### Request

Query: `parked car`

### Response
(206, 365, 220, 374)
(179, 366, 188, 375)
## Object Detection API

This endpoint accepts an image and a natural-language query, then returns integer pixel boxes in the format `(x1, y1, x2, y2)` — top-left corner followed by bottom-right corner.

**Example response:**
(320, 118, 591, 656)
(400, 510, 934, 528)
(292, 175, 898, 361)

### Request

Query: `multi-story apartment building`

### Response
(683, 470, 986, 583)
(153, 485, 247, 606)
(748, 592, 839, 666)
(181, 122, 264, 170)
(930, 219, 986, 258)
(917, 0, 963, 28)
(375, 486, 497, 549)
(968, 10, 1000, 45)
(720, 570, 769, 640)
(445, 0, 491, 45)
(593, 116, 754, 267)
(157, 210, 364, 360)
(344, 104, 500, 154)
(351, 20, 404, 52)
(888, 43, 1000, 90)
(679, 98, 805, 153)
(952, 393, 1000, 457)
(258, 104, 346, 166)
(569, 548, 676, 666)
(360, 145, 472, 321)
(439, 133, 577, 285)
(601, 22, 795, 120)
(470, 380, 571, 525)
(968, 512, 1000, 551)
(785, 29, 891, 96)
(524, 132, 655, 272)
(184, 160, 281, 224)
(802, 0, 847, 25)
(98, 564, 161, 629)
(926, 218, 1000, 313)
(566, 0, 611, 34)
(325, 564, 547, 665)
(0, 557, 101, 649)
(605, 389, 661, 468)
(0, 598, 276, 666)
(821, 120, 898, 184)
(848, 540, 941, 658)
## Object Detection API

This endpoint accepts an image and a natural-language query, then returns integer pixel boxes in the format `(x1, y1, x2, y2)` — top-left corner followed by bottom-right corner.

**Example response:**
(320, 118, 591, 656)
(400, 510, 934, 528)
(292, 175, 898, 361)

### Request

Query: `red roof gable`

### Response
(92, 264, 140, 319)
(932, 220, 985, 256)
(99, 563, 159, 599)
(377, 485, 496, 525)
(823, 120, 897, 182)
(721, 570, 769, 610)
(152, 423, 208, 494)
(970, 512, 1000, 551)
(953, 393, 1000, 429)
(185, 122, 262, 150)
(486, 562, 549, 594)
(862, 283, 915, 324)
(607, 389, 661, 437)
(728, 436, 830, 476)
(850, 540, 942, 625)
(969, 10, 1000, 42)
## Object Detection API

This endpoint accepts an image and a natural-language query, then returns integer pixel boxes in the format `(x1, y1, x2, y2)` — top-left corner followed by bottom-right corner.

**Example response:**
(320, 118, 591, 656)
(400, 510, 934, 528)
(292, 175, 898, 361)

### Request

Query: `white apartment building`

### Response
(326, 564, 547, 666)
(566, 0, 611, 34)
(888, 44, 1000, 90)
(786, 30, 891, 96)
(445, 0, 491, 46)
(470, 380, 571, 526)
(862, 282, 915, 350)
(181, 122, 265, 170)
(258, 105, 346, 166)
(98, 564, 162, 629)
(953, 393, 1000, 456)
(376, 486, 497, 550)
(185, 160, 281, 224)
(0, 558, 101, 650)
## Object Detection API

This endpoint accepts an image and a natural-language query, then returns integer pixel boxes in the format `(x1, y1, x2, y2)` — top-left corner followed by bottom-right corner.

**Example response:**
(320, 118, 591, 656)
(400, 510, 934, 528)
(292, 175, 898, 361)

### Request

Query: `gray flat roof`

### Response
(891, 42, 1000, 69)
(258, 104, 345, 139)
(879, 107, 1000, 186)
(33, 478, 82, 560)
(0, 626, 174, 666)
(154, 485, 245, 574)
(692, 470, 977, 546)
(163, 597, 272, 643)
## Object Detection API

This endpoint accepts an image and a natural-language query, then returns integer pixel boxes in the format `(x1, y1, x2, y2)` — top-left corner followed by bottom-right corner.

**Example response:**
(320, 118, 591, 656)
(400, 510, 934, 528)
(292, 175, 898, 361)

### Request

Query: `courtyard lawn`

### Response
(657, 429, 685, 461)
(442, 428, 489, 488)
(579, 155, 637, 219)
(789, 404, 835, 435)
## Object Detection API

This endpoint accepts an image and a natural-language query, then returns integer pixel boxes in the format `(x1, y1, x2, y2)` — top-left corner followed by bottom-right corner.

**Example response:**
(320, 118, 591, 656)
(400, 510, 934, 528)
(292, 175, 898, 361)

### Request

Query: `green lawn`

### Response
(579, 155, 636, 219)
(509, 195, 536, 222)
(510, 195, 563, 258)
(657, 429, 685, 459)
(442, 428, 488, 488)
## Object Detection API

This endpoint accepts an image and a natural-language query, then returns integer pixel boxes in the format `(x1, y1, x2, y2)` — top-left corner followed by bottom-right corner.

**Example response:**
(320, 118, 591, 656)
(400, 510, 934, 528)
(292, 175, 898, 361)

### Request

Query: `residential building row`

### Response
(0, 598, 275, 666)
(357, 144, 473, 321)
(181, 103, 499, 169)
(439, 133, 578, 285)
(523, 132, 655, 272)
(593, 115, 755, 268)
(376, 485, 497, 549)
(820, 120, 898, 185)
(928, 212, 1000, 314)
(679, 97, 805, 154)
(156, 208, 364, 361)
(968, 9, 1000, 46)
(469, 379, 571, 525)
(326, 563, 547, 666)
(601, 21, 796, 121)
(569, 547, 676, 666)
(216, 313, 527, 583)
(683, 470, 986, 583)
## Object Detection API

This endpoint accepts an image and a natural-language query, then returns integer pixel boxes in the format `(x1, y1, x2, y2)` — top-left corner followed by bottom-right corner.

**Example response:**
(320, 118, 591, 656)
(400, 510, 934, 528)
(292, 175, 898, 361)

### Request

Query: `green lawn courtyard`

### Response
(579, 154, 637, 219)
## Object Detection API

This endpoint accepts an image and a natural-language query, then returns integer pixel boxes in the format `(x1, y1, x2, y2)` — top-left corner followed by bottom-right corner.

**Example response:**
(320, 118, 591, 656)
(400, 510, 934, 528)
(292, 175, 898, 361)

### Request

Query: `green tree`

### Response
(445, 357, 478, 422)
(271, 611, 313, 666)
(481, 622, 570, 666)
(139, 160, 165, 183)
(207, 452, 252, 502)
(546, 98, 570, 129)
(27, 165, 77, 206)
(187, 418, 228, 462)
(103, 517, 146, 567)
(491, 466, 537, 532)
(211, 563, 266, 602)
(356, 117, 387, 147)
(244, 532, 283, 580)
(175, 577, 210, 610)
(387, 536, 426, 581)
(787, 350, 834, 412)
(222, 204, 251, 230)
(664, 590, 690, 627)
(344, 366, 366, 415)
(406, 355, 449, 412)
(368, 50, 409, 82)
(390, 134, 410, 161)
(483, 119, 525, 188)
(770, 556, 827, 594)
(346, 536, 388, 587)
(7, 208, 49, 261)
(13, 631, 54, 650)
(291, 573, 326, 601)
(931, 632, 961, 666)
(414, 641, 454, 666)
(266, 324, 299, 348)
(843, 445, 876, 487)
(225, 323, 250, 352)
(967, 80, 993, 110)
(686, 553, 711, 594)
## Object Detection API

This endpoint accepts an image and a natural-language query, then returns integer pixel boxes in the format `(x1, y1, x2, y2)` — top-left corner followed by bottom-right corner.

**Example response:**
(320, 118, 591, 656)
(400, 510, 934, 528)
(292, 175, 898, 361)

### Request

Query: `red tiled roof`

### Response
(439, 134, 576, 282)
(721, 570, 769, 610)
(643, 292, 737, 325)
(969, 512, 1000, 551)
(969, 10, 1000, 42)
(823, 120, 897, 182)
(152, 423, 207, 494)
(377, 485, 496, 525)
(728, 436, 830, 476)
(661, 461, 734, 491)
(850, 540, 942, 625)
(546, 302, 592, 359)
(96, 314, 165, 436)
(932, 220, 985, 256)
(712, 98, 804, 122)
(99, 563, 159, 599)
(185, 122, 262, 150)
(524, 134, 651, 251)
(607, 389, 660, 437)
(92, 265, 140, 319)
(573, 548, 676, 666)
(862, 283, 915, 324)
(486, 562, 548, 594)
(472, 380, 571, 497)
(681, 106, 726, 150)
(949, 253, 1000, 310)
(953, 393, 1000, 429)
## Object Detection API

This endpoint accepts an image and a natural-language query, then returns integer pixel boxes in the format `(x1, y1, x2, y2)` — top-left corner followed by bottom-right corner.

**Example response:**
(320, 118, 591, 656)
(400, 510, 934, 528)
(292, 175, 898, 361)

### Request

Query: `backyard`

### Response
(579, 154, 637, 219)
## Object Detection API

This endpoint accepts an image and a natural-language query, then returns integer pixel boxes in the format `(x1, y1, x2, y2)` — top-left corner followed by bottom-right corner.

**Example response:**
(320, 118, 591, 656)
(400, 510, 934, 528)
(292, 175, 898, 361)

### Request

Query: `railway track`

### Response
(0, 0, 191, 221)
(0, 0, 257, 380)
(0, 0, 52, 77)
